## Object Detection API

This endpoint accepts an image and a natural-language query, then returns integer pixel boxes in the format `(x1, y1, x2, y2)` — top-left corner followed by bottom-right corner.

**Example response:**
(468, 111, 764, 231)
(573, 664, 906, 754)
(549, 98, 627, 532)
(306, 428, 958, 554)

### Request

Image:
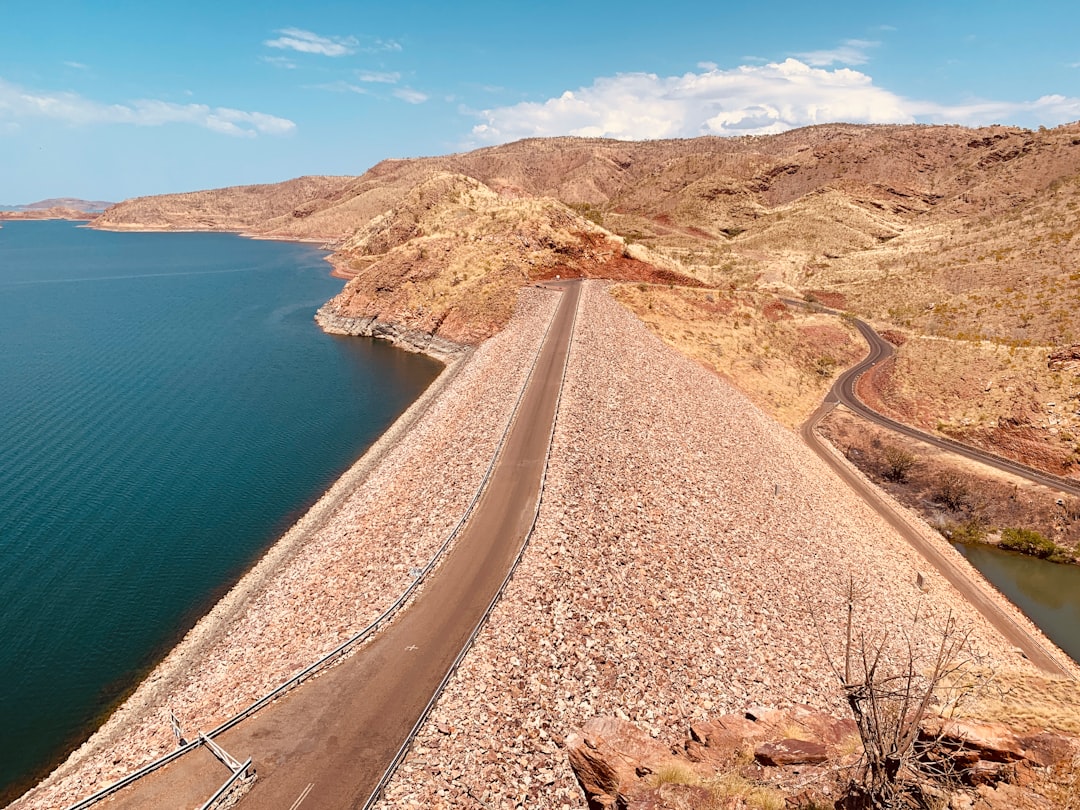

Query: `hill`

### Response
(21, 198, 114, 213)
(95, 122, 1080, 475)
(0, 207, 98, 221)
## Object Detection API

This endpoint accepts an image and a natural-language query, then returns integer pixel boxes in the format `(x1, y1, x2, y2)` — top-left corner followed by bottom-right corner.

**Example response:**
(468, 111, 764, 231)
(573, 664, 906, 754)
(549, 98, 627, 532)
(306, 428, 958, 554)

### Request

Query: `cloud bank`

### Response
(471, 59, 1080, 143)
(0, 78, 296, 138)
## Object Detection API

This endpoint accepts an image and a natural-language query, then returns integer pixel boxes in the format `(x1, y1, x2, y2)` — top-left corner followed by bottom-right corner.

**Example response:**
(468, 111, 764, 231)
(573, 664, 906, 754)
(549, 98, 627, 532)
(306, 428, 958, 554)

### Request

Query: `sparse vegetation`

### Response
(649, 764, 787, 810)
(942, 519, 986, 545)
(821, 580, 980, 810)
(820, 410, 1080, 562)
(934, 472, 971, 512)
(881, 446, 917, 483)
(998, 526, 1076, 563)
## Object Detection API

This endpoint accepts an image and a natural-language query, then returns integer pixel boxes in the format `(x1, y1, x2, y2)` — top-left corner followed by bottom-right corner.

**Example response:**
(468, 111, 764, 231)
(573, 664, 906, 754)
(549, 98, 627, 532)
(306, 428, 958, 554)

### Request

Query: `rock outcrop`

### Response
(566, 709, 1078, 810)
(314, 307, 467, 360)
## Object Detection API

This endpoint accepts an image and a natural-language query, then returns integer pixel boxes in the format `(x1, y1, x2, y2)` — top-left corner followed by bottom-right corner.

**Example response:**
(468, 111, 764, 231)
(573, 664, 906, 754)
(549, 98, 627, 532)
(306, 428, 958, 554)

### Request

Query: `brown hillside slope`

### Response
(0, 207, 96, 221)
(94, 176, 358, 235)
(95, 123, 1080, 473)
(316, 173, 696, 345)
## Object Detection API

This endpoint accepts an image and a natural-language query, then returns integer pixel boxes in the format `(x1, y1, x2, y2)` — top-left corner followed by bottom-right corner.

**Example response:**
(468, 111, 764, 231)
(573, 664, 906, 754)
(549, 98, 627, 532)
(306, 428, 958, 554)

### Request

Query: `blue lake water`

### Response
(0, 221, 442, 801)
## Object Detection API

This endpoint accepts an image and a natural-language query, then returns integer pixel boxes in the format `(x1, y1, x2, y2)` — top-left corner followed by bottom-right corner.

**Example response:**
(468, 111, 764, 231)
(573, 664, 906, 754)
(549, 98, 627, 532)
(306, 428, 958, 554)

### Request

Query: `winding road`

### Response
(796, 302, 1076, 677)
(96, 280, 582, 809)
(830, 316, 1080, 498)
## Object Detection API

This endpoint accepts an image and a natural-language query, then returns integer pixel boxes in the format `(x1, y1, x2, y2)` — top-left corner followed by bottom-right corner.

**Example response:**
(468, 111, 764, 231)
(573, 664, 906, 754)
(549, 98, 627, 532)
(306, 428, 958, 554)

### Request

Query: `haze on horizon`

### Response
(4, 0, 1079, 203)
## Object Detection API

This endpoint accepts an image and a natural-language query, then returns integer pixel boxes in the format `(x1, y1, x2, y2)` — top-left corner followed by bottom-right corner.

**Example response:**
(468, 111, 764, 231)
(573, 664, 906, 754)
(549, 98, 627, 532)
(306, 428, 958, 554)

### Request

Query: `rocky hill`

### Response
(22, 198, 113, 213)
(0, 207, 97, 221)
(94, 122, 1080, 473)
(315, 172, 697, 346)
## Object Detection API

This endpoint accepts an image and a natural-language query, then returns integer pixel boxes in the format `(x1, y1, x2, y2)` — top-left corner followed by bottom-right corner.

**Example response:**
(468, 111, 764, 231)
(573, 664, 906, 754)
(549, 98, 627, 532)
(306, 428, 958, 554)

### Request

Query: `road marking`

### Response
(288, 782, 315, 810)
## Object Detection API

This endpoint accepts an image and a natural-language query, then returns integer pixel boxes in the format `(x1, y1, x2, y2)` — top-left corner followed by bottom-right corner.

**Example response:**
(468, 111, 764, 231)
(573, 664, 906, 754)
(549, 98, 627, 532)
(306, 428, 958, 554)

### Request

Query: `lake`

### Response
(0, 221, 442, 801)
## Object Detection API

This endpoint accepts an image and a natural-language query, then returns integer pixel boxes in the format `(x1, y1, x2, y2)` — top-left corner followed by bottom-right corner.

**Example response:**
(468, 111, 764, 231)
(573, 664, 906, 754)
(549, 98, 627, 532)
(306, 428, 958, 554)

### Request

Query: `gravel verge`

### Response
(376, 281, 1051, 810)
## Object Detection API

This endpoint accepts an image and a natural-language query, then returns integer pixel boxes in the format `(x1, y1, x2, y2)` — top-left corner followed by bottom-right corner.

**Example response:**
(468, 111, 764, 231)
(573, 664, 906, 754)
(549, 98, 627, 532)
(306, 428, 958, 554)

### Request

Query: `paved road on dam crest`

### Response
(104, 280, 581, 809)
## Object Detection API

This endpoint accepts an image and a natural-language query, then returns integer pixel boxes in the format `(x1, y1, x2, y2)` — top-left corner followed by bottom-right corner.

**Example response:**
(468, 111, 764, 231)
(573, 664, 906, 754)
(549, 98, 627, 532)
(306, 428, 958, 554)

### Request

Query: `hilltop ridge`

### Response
(95, 122, 1080, 475)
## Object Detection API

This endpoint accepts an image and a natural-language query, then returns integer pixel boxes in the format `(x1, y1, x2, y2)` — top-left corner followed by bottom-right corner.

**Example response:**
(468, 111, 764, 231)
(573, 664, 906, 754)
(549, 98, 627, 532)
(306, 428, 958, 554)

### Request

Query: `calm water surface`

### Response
(953, 542, 1080, 664)
(0, 221, 441, 800)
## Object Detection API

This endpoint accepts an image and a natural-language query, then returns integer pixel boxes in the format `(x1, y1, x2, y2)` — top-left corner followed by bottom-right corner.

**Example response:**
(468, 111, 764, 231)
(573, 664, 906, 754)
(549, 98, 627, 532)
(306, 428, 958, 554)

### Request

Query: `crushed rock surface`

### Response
(13, 282, 1059, 810)
(375, 282, 1048, 810)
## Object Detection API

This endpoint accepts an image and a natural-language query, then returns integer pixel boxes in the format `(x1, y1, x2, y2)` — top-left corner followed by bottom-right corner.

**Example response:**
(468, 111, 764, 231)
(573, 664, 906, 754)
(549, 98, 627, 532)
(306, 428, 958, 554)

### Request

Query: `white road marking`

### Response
(288, 782, 315, 810)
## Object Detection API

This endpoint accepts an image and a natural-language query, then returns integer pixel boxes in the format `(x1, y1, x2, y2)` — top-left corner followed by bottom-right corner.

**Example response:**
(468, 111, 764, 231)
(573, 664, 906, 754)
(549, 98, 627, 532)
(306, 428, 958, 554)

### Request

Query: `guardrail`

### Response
(62, 288, 565, 810)
(361, 281, 582, 809)
(199, 758, 253, 810)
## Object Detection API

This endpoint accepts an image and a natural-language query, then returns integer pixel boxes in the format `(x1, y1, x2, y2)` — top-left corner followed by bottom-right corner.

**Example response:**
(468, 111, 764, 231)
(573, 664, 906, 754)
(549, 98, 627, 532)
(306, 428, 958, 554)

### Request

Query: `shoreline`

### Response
(10, 286, 558, 810)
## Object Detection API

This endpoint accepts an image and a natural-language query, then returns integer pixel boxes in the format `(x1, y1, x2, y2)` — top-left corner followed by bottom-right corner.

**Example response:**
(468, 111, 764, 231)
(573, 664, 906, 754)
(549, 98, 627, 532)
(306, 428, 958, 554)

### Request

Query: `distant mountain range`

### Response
(0, 198, 114, 213)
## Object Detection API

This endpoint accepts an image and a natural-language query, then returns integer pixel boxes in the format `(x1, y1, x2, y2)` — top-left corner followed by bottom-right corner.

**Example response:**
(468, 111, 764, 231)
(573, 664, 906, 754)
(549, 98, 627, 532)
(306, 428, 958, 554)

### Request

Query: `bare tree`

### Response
(820, 580, 976, 809)
(934, 473, 970, 512)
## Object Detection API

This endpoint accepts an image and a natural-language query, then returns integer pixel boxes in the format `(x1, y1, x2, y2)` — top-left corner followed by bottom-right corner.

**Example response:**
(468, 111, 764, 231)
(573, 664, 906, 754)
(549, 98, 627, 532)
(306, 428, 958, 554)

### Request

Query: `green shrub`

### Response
(946, 520, 986, 544)
(999, 527, 1057, 558)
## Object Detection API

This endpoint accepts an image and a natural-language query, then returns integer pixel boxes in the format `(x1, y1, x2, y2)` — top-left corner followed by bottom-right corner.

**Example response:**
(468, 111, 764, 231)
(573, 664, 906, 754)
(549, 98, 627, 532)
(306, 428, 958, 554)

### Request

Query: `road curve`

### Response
(102, 280, 583, 809)
(835, 318, 1080, 498)
(785, 297, 1080, 499)
(795, 303, 1075, 677)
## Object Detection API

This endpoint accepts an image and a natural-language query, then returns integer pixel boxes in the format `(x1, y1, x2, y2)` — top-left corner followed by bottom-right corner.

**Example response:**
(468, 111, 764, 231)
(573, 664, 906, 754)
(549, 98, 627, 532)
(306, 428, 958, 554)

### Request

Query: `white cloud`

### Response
(63, 61, 88, 70)
(261, 55, 298, 70)
(311, 81, 371, 95)
(471, 59, 911, 142)
(265, 28, 358, 57)
(368, 39, 402, 53)
(0, 78, 296, 138)
(908, 94, 1080, 128)
(356, 70, 401, 84)
(470, 59, 1080, 144)
(393, 87, 428, 104)
(794, 39, 879, 66)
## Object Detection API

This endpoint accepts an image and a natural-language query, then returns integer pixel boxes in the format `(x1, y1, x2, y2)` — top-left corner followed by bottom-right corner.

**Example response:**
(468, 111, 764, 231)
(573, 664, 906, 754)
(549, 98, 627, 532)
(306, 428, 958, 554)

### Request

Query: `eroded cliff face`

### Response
(313, 307, 467, 361)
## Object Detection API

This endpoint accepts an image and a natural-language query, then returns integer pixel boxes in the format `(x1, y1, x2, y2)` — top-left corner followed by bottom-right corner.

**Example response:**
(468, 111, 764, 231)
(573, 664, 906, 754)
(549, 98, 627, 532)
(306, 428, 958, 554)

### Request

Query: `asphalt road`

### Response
(835, 317, 1080, 498)
(101, 280, 581, 809)
(798, 308, 1076, 678)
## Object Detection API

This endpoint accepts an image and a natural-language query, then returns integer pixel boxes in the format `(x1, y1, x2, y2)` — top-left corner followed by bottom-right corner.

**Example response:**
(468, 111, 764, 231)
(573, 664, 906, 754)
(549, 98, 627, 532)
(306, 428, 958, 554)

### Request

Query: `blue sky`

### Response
(3, 0, 1079, 203)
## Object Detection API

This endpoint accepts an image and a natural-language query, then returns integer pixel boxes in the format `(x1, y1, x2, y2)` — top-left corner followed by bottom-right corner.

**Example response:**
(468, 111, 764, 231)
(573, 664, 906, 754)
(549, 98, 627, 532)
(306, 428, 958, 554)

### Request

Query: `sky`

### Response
(3, 0, 1080, 203)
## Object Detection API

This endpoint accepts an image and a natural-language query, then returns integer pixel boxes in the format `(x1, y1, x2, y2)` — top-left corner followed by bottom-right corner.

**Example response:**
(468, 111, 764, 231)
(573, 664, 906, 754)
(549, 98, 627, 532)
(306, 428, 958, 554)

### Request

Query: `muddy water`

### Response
(953, 542, 1080, 664)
